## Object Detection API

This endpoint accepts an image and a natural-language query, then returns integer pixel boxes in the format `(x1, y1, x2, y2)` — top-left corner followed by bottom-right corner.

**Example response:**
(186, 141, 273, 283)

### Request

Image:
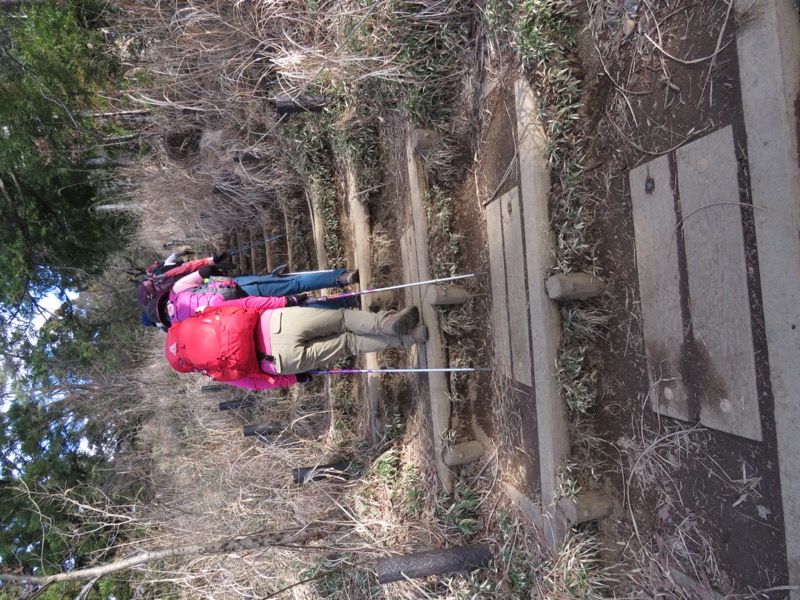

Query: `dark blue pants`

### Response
(235, 270, 355, 309)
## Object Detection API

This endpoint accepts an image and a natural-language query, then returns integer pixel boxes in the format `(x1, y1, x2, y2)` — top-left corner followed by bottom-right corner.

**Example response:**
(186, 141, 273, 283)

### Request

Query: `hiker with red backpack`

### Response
(165, 296, 428, 390)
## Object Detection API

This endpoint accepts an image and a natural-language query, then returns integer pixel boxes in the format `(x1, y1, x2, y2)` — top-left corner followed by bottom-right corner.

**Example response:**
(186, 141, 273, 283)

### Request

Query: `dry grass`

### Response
(437, 298, 480, 338)
(110, 335, 368, 597)
(595, 385, 737, 598)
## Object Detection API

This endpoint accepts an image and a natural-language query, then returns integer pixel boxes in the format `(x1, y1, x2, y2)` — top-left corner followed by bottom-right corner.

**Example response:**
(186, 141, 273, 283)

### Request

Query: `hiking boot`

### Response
(403, 326, 429, 345)
(380, 306, 419, 336)
(344, 295, 361, 309)
(337, 269, 359, 286)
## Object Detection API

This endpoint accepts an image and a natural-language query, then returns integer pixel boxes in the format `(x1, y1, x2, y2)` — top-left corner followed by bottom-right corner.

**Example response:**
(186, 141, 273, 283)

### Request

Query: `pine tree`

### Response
(0, 0, 131, 321)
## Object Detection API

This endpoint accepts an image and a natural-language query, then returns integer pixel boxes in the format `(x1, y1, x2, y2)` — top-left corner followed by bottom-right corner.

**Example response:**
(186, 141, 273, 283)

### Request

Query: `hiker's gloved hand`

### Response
(198, 263, 236, 278)
(213, 251, 230, 263)
(295, 372, 313, 384)
(284, 293, 309, 307)
(213, 262, 236, 274)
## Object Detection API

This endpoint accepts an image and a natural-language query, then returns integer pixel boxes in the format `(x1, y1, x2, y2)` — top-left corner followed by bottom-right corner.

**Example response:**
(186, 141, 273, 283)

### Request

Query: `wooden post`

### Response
(443, 441, 484, 466)
(273, 95, 329, 115)
(242, 423, 283, 437)
(411, 128, 440, 155)
(218, 399, 255, 411)
(545, 273, 606, 301)
(201, 384, 230, 394)
(376, 544, 493, 584)
(557, 491, 614, 525)
(425, 285, 469, 306)
(365, 290, 397, 311)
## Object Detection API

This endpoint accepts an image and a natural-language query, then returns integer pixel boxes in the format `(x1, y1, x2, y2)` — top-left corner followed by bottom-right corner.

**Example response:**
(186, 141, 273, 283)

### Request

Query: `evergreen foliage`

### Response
(0, 0, 130, 321)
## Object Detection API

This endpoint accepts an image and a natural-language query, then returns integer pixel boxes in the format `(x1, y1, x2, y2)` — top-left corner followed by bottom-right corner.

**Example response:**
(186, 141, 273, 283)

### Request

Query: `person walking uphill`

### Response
(144, 259, 358, 329)
(165, 295, 429, 391)
(137, 249, 358, 309)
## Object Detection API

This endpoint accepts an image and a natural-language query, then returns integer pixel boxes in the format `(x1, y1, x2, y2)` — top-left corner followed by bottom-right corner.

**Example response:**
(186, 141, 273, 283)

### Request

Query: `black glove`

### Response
(198, 263, 236, 278)
(213, 251, 230, 263)
(295, 372, 313, 384)
(212, 262, 236, 273)
(284, 293, 309, 307)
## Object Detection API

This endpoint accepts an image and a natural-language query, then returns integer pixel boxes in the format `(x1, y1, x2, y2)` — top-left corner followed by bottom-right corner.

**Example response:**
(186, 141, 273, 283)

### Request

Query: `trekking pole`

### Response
(228, 232, 287, 257)
(228, 226, 311, 256)
(302, 272, 486, 305)
(310, 367, 491, 375)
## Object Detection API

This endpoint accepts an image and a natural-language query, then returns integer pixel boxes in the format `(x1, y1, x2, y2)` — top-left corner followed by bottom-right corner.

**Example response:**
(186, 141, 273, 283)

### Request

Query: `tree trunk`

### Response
(93, 202, 143, 213)
(80, 109, 151, 119)
(0, 526, 333, 585)
(85, 157, 133, 168)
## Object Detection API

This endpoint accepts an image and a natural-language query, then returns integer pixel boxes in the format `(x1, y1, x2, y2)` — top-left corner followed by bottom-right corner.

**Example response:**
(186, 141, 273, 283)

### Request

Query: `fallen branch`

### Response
(699, 0, 735, 107)
(643, 31, 733, 65)
(0, 525, 337, 586)
(607, 114, 707, 156)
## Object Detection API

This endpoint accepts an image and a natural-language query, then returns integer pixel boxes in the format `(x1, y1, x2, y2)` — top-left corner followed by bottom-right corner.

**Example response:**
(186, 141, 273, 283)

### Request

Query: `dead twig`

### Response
(642, 31, 733, 65)
(699, 0, 735, 107)
(607, 114, 707, 156)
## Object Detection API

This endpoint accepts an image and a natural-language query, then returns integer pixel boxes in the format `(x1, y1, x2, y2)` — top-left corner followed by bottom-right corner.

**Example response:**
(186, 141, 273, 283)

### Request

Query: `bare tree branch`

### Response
(0, 525, 338, 585)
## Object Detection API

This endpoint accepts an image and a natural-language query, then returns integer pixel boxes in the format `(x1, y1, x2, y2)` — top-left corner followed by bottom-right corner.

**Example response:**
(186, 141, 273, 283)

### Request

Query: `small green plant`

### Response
(331, 115, 382, 197)
(285, 116, 347, 268)
(514, 0, 576, 69)
(555, 460, 582, 501)
(382, 403, 404, 441)
(435, 483, 481, 542)
(298, 555, 378, 599)
(496, 511, 536, 592)
(440, 427, 458, 448)
(554, 203, 595, 273)
(555, 345, 597, 414)
(425, 186, 463, 278)
(371, 448, 400, 484)
(400, 463, 425, 514)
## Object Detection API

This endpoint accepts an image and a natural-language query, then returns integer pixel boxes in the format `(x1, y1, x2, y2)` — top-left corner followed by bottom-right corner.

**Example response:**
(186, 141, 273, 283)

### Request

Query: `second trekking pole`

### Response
(302, 272, 485, 305)
(310, 367, 491, 375)
(228, 232, 286, 257)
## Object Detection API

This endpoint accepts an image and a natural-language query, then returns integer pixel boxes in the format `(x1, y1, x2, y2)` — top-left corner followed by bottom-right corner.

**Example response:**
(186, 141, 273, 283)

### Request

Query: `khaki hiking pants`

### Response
(268, 307, 406, 374)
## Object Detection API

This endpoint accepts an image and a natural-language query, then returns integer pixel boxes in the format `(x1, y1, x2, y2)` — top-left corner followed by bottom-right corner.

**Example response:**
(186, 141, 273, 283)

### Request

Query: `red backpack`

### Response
(165, 305, 260, 381)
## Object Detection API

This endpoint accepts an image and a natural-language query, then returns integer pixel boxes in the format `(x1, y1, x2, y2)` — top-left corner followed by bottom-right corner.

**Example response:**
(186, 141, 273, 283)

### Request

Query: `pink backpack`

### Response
(184, 276, 244, 301)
